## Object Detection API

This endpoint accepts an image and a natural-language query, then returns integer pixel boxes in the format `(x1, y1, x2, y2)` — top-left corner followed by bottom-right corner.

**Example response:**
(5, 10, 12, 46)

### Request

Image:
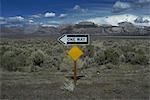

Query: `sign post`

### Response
(74, 61, 77, 85)
(67, 45, 83, 85)
(58, 34, 90, 85)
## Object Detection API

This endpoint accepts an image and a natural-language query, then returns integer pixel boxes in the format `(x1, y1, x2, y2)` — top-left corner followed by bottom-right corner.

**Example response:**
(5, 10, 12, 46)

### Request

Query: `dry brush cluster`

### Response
(0, 38, 149, 72)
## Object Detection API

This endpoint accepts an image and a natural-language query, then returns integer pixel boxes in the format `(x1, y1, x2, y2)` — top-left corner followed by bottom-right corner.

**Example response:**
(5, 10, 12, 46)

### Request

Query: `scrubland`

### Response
(0, 36, 149, 100)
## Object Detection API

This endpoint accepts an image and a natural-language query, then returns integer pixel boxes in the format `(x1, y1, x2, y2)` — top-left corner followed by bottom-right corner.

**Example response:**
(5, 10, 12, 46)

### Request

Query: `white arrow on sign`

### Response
(58, 34, 90, 45)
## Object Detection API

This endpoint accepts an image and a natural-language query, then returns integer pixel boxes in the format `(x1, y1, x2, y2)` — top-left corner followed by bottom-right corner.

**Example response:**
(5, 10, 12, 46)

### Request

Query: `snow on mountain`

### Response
(87, 14, 150, 26)
(134, 16, 149, 23)
(41, 24, 58, 27)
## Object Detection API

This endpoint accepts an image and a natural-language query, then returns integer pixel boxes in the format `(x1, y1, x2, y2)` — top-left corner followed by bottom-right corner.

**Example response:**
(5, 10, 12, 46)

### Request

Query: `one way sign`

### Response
(58, 34, 90, 45)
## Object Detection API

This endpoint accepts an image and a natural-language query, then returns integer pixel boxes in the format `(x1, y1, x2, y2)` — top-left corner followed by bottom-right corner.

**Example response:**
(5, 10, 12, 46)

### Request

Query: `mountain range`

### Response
(1, 14, 150, 37)
(1, 21, 150, 37)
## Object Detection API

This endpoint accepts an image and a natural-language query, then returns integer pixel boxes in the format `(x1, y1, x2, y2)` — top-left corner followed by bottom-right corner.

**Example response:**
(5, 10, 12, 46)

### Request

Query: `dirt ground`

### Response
(1, 70, 149, 100)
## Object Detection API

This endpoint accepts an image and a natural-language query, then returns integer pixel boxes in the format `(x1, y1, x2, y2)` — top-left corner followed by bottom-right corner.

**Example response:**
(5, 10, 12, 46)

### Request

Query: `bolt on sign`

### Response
(58, 34, 90, 86)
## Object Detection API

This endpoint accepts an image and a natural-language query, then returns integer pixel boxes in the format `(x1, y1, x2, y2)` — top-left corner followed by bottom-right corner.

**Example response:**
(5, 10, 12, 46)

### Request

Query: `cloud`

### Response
(73, 5, 81, 10)
(73, 5, 87, 13)
(8, 16, 24, 21)
(28, 19, 34, 23)
(39, 21, 59, 27)
(2, 16, 34, 27)
(0, 17, 7, 24)
(137, 0, 150, 4)
(45, 12, 56, 17)
(112, 0, 150, 13)
(135, 0, 150, 7)
(112, 1, 131, 13)
(0, 17, 4, 20)
(30, 14, 42, 19)
(6, 16, 25, 25)
(59, 14, 67, 18)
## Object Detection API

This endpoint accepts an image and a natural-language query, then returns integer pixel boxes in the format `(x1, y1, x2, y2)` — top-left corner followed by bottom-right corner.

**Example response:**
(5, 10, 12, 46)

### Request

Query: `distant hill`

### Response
(1, 21, 150, 37)
(60, 21, 150, 36)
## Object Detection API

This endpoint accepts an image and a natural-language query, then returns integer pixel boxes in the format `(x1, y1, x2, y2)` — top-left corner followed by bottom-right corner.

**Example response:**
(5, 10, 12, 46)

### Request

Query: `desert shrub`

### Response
(83, 57, 95, 69)
(31, 50, 46, 67)
(119, 43, 135, 53)
(13, 48, 23, 56)
(134, 54, 149, 65)
(104, 48, 120, 64)
(15, 53, 31, 72)
(46, 45, 64, 56)
(94, 50, 106, 65)
(1, 49, 31, 72)
(43, 56, 62, 70)
(60, 56, 85, 72)
(52, 45, 64, 55)
(84, 45, 94, 58)
(77, 59, 85, 70)
(0, 46, 9, 56)
(125, 52, 149, 65)
(125, 52, 136, 64)
(59, 56, 73, 72)
(1, 51, 18, 71)
(134, 47, 146, 55)
(119, 54, 126, 63)
(103, 40, 114, 46)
